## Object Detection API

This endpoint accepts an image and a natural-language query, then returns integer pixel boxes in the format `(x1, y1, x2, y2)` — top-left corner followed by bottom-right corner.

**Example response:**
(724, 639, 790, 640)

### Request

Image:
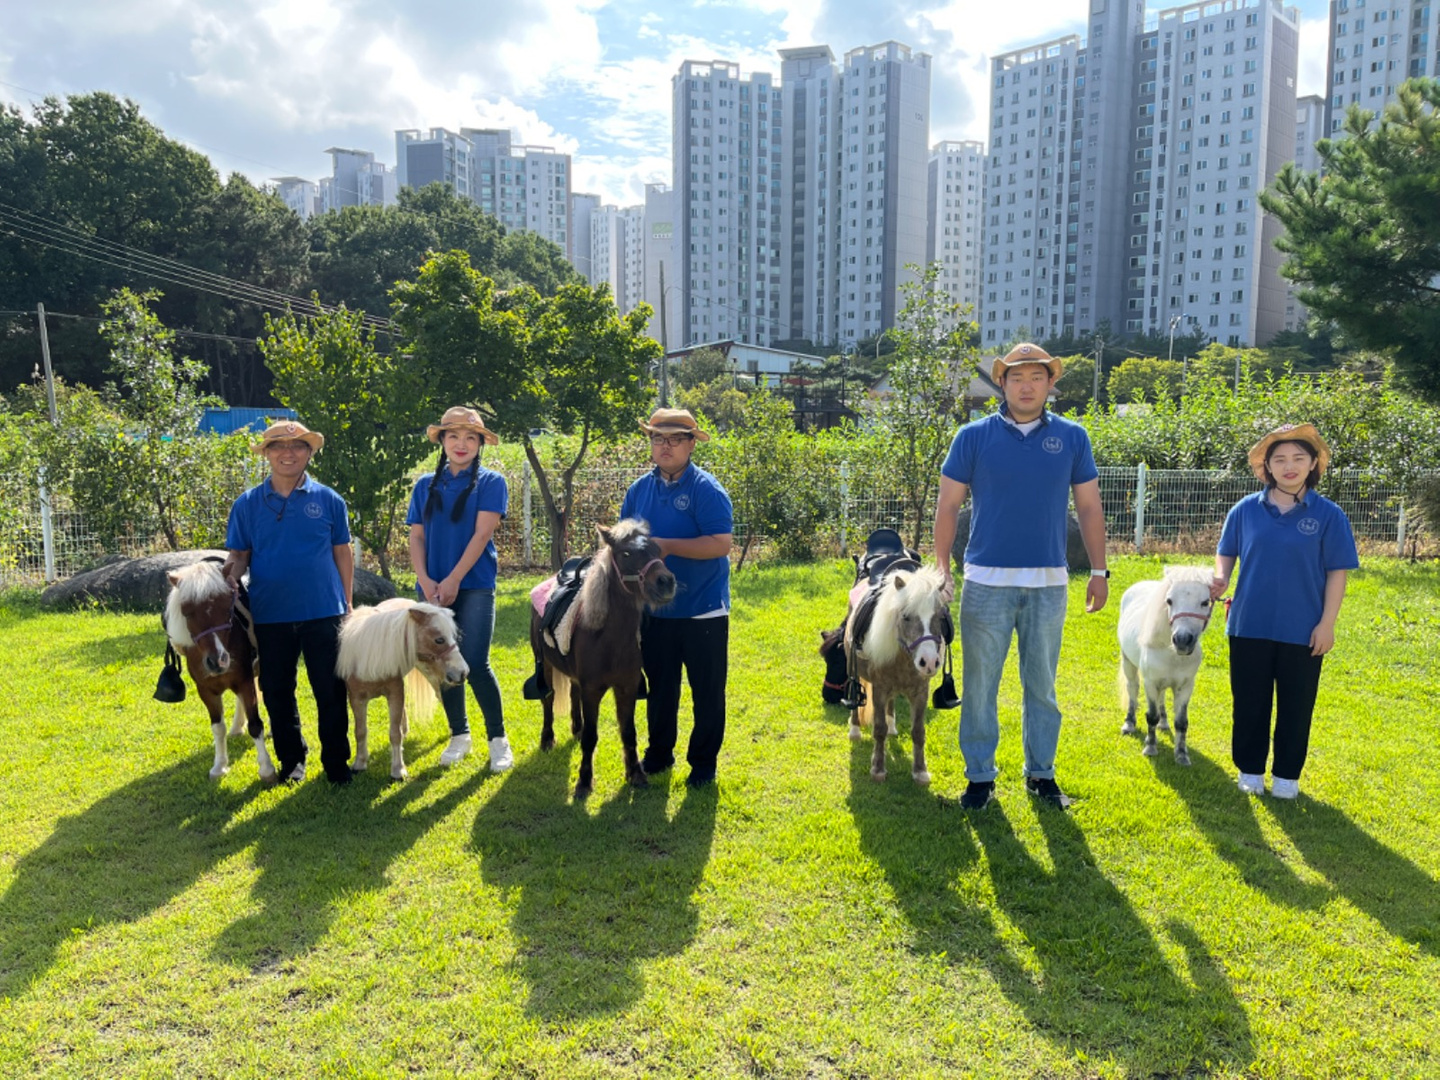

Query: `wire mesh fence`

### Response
(2, 464, 1430, 590)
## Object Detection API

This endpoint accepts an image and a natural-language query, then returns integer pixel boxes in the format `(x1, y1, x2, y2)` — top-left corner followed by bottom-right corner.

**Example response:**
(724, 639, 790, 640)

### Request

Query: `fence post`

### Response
(37, 303, 60, 582)
(1397, 505, 1406, 558)
(839, 460, 850, 558)
(522, 460, 534, 568)
(1133, 462, 1148, 552)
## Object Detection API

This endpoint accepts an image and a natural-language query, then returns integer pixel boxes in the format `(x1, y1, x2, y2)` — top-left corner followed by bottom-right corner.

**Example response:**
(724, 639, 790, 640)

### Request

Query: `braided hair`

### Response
(423, 448, 483, 524)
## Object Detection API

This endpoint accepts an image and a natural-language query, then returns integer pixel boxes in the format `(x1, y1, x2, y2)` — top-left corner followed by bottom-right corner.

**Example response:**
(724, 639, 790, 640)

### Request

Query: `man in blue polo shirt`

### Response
(223, 420, 354, 786)
(932, 343, 1110, 809)
(621, 407, 733, 788)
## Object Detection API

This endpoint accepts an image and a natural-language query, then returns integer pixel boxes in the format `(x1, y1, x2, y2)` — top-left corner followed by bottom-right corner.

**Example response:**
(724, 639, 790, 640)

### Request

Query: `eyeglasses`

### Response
(649, 433, 694, 447)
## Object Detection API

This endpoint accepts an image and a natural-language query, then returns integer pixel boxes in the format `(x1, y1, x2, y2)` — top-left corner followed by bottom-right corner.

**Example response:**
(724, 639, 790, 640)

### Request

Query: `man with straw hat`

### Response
(1210, 423, 1358, 800)
(932, 343, 1110, 811)
(223, 420, 355, 786)
(621, 407, 733, 788)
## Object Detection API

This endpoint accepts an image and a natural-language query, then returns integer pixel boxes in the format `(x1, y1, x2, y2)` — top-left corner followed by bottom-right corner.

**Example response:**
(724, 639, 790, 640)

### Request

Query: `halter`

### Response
(1169, 608, 1212, 628)
(617, 555, 667, 592)
(901, 631, 944, 656)
(417, 640, 459, 663)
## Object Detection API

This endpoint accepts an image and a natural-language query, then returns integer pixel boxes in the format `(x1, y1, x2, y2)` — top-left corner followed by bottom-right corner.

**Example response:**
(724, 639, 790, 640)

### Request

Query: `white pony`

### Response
(337, 598, 469, 780)
(1117, 566, 1216, 765)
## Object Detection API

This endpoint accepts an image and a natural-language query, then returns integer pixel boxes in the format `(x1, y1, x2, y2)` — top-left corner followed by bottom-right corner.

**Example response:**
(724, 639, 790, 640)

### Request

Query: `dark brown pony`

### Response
(164, 560, 277, 783)
(530, 519, 676, 798)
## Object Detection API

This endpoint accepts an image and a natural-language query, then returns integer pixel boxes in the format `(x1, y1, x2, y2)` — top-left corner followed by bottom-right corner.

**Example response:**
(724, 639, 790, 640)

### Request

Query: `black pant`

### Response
(641, 614, 729, 778)
(1229, 635, 1324, 781)
(255, 616, 350, 778)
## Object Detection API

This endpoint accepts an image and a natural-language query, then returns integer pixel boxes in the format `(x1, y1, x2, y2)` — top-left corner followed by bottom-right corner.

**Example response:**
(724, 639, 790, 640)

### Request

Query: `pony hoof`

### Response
(628, 772, 649, 789)
(573, 783, 592, 801)
(209, 765, 230, 780)
(1141, 744, 1158, 757)
(848, 725, 863, 742)
(1175, 753, 1192, 767)
(540, 736, 555, 752)
(390, 767, 408, 781)
(870, 770, 887, 783)
(1120, 721, 1136, 736)
(913, 770, 932, 786)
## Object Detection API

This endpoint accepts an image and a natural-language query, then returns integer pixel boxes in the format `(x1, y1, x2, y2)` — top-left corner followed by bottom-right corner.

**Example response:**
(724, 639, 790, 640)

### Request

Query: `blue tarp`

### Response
(199, 406, 298, 435)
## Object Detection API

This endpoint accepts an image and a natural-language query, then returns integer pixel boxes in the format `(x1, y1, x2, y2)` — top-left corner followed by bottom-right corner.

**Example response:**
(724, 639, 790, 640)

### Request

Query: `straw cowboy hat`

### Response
(1247, 423, 1332, 482)
(427, 406, 499, 445)
(639, 407, 710, 441)
(990, 342, 1063, 383)
(250, 420, 324, 453)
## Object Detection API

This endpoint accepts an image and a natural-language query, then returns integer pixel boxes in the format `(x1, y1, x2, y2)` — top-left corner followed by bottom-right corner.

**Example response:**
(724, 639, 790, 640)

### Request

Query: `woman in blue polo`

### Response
(1211, 423, 1358, 800)
(621, 408, 733, 788)
(407, 407, 512, 772)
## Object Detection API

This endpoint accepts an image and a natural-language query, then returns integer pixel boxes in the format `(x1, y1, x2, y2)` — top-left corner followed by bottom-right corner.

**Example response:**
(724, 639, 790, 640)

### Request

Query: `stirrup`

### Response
(839, 678, 866, 710)
(932, 672, 961, 710)
(522, 664, 550, 701)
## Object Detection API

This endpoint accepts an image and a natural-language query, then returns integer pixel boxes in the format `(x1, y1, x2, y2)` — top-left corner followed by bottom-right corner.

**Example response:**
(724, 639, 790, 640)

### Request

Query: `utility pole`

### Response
(1091, 334, 1105, 408)
(657, 261, 670, 407)
(37, 303, 59, 583)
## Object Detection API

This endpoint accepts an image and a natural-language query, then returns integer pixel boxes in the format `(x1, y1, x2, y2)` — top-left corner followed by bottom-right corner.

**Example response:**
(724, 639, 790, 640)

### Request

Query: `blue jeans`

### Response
(959, 580, 1067, 782)
(427, 587, 506, 740)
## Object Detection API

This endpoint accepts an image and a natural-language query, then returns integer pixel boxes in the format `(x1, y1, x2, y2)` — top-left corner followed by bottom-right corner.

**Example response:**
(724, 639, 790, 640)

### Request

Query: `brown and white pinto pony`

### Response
(843, 565, 949, 785)
(164, 561, 276, 783)
(337, 598, 468, 780)
(531, 519, 676, 799)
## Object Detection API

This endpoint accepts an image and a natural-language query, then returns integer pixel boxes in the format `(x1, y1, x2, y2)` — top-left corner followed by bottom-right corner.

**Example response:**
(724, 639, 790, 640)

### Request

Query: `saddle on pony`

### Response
(523, 556, 592, 699)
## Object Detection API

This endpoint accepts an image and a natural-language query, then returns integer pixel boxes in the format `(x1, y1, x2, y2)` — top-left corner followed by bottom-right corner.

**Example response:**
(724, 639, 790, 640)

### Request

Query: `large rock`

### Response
(949, 508, 1092, 575)
(40, 549, 396, 611)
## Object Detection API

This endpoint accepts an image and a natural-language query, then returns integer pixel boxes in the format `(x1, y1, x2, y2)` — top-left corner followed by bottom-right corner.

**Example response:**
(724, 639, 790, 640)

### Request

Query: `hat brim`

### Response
(1247, 424, 1331, 481)
(639, 420, 709, 441)
(428, 423, 499, 446)
(991, 357, 1063, 382)
(251, 432, 324, 453)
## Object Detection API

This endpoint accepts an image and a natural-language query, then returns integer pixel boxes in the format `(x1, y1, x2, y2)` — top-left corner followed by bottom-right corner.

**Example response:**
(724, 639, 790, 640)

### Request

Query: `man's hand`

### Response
(1085, 575, 1109, 613)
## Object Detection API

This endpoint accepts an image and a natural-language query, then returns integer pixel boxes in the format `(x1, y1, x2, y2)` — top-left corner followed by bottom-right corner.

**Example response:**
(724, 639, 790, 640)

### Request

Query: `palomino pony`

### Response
(164, 560, 276, 783)
(337, 598, 468, 780)
(843, 564, 950, 784)
(1118, 566, 1216, 765)
(530, 519, 676, 799)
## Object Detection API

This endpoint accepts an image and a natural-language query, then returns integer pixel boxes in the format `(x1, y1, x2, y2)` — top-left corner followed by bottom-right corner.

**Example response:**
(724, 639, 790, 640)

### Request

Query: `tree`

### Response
(1262, 78, 1440, 403)
(675, 379, 750, 433)
(493, 230, 583, 296)
(872, 265, 981, 549)
(260, 302, 432, 578)
(1051, 354, 1096, 414)
(307, 204, 445, 318)
(673, 346, 730, 389)
(1107, 357, 1185, 403)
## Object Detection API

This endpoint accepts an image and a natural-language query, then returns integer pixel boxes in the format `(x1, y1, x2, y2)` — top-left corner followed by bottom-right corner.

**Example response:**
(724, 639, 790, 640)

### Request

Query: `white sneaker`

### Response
(1237, 772, 1265, 795)
(488, 735, 514, 773)
(439, 733, 471, 766)
(1271, 777, 1300, 800)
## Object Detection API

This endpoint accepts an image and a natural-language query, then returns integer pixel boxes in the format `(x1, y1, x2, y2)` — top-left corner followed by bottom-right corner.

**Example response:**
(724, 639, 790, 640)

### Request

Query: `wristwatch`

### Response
(1090, 568, 1110, 578)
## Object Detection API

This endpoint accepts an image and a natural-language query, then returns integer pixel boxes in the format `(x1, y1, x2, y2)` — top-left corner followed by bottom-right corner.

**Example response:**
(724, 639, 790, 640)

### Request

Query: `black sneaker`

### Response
(641, 754, 674, 776)
(959, 781, 995, 809)
(1025, 776, 1069, 808)
(326, 767, 353, 786)
(685, 769, 715, 789)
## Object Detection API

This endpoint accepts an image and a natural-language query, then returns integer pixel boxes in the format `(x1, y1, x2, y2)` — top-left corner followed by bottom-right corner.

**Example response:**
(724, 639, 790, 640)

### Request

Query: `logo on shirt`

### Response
(304, 501, 324, 519)
(1297, 516, 1319, 536)
(673, 494, 692, 511)
(1042, 436, 1064, 454)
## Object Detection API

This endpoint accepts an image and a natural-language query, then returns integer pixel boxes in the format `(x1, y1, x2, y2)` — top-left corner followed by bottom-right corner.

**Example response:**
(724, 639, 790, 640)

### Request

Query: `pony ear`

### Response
(892, 572, 909, 590)
(167, 570, 182, 586)
(408, 607, 429, 623)
(597, 524, 611, 544)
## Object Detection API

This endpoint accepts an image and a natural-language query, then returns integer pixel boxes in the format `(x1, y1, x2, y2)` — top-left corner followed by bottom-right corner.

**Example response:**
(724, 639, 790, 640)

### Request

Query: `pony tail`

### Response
(450, 456, 480, 523)
(423, 452, 447, 522)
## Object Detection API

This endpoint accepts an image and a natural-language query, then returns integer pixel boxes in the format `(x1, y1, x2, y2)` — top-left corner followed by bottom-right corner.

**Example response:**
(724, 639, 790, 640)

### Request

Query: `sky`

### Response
(0, 0, 1334, 207)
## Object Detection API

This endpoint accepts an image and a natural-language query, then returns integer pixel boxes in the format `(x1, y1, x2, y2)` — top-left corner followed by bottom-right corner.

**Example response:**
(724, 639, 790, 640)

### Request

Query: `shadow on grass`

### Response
(0, 750, 263, 998)
(1154, 749, 1331, 909)
(65, 628, 169, 669)
(846, 742, 1254, 1076)
(493, 593, 536, 651)
(471, 739, 717, 1020)
(211, 765, 488, 969)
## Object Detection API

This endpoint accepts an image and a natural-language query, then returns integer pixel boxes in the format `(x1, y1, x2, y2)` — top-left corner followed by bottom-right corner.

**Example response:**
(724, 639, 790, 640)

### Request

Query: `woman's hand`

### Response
(417, 575, 439, 604)
(433, 575, 460, 607)
(1309, 623, 1336, 657)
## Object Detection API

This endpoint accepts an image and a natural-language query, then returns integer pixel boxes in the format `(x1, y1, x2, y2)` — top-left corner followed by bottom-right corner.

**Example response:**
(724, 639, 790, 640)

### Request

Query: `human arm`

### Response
(932, 476, 970, 602)
(1309, 569, 1348, 656)
(1072, 478, 1109, 613)
(1211, 554, 1236, 600)
(333, 542, 354, 613)
(433, 511, 503, 606)
(409, 524, 438, 603)
(653, 534, 733, 560)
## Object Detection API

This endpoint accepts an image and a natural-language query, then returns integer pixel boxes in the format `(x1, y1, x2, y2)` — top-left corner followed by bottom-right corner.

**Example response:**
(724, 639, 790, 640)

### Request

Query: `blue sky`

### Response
(0, 0, 1334, 206)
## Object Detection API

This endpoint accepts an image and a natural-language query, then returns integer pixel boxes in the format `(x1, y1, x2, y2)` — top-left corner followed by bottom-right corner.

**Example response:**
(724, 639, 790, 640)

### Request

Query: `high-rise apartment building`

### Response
(273, 177, 322, 220)
(643, 183, 681, 348)
(589, 203, 647, 313)
(1325, 0, 1440, 133)
(983, 0, 1299, 349)
(463, 128, 573, 260)
(395, 128, 473, 200)
(321, 147, 397, 211)
(927, 140, 987, 322)
(571, 192, 602, 284)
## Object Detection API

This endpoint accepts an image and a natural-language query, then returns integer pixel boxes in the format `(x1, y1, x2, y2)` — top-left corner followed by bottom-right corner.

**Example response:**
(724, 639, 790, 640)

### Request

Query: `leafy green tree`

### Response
(1262, 78, 1440, 403)
(673, 347, 730, 389)
(493, 230, 583, 296)
(260, 303, 432, 578)
(675, 379, 750, 433)
(1051, 354, 1096, 414)
(1107, 357, 1185, 403)
(307, 204, 444, 318)
(871, 265, 981, 548)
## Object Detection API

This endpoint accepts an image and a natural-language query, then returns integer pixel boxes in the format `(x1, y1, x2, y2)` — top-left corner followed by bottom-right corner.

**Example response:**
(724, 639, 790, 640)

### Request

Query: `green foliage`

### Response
(672, 347, 730, 390)
(260, 302, 431, 578)
(1052, 354, 1096, 414)
(1262, 77, 1440, 403)
(1106, 357, 1184, 404)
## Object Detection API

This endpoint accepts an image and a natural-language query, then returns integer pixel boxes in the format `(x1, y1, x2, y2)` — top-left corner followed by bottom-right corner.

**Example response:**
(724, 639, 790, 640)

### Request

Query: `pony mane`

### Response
(863, 565, 948, 669)
(337, 601, 457, 682)
(1140, 565, 1214, 643)
(578, 518, 651, 630)
(165, 561, 230, 647)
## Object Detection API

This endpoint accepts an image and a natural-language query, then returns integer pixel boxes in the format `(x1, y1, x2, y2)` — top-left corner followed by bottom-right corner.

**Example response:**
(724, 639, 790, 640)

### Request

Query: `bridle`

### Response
(417, 638, 460, 663)
(616, 551, 668, 593)
(1169, 607, 1212, 629)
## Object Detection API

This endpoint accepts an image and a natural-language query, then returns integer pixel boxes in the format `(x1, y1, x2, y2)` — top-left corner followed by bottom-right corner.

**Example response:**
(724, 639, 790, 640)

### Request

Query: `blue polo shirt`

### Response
(941, 409, 1098, 568)
(621, 463, 733, 619)
(225, 474, 351, 623)
(406, 465, 509, 590)
(1218, 490, 1359, 646)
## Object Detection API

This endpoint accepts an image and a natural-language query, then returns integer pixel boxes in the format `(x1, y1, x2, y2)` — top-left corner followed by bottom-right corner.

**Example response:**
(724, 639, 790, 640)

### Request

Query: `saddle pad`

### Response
(531, 575, 582, 656)
(530, 576, 557, 618)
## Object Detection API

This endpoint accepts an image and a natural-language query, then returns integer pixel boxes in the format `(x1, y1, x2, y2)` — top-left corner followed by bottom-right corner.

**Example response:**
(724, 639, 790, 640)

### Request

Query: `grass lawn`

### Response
(1, 555, 1437, 1078)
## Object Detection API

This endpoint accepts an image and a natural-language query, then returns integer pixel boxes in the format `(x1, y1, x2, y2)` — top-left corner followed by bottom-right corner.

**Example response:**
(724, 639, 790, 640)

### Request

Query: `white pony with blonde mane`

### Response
(337, 597, 468, 780)
(843, 564, 949, 784)
(1117, 565, 1216, 765)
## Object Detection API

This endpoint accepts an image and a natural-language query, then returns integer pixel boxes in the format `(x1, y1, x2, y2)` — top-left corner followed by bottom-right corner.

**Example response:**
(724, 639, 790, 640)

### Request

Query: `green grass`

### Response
(1, 557, 1437, 1078)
